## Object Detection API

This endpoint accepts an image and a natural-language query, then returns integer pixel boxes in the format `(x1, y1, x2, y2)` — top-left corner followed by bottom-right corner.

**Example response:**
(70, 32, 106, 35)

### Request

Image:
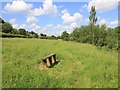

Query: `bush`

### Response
(66, 25, 119, 50)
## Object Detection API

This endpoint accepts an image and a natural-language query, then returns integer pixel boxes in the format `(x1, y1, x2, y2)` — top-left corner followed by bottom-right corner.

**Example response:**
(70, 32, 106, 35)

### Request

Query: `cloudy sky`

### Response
(1, 0, 119, 36)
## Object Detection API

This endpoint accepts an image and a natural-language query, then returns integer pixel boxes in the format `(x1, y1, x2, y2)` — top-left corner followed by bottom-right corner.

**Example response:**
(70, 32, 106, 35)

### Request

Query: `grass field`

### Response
(2, 38, 118, 88)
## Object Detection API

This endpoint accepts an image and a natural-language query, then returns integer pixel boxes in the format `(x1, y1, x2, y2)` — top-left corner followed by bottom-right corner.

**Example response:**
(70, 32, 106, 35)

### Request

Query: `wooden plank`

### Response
(52, 56, 55, 64)
(47, 53, 56, 58)
(46, 58, 50, 67)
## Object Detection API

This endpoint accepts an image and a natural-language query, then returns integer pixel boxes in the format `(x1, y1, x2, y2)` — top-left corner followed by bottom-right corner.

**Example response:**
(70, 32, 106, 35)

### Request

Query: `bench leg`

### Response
(46, 58, 51, 67)
(53, 54, 56, 63)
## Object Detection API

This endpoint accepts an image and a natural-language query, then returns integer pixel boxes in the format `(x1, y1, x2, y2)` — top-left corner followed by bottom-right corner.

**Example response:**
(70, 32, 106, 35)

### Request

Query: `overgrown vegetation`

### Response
(2, 38, 118, 88)
(61, 6, 119, 50)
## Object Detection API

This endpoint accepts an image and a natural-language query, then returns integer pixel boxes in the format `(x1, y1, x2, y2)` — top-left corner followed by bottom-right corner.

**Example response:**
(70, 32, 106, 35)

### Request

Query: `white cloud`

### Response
(40, 24, 53, 32)
(70, 22, 78, 28)
(61, 9, 68, 14)
(9, 18, 18, 28)
(13, 23, 27, 29)
(14, 24, 27, 29)
(110, 20, 118, 25)
(9, 18, 28, 29)
(61, 9, 83, 24)
(4, 0, 32, 13)
(39, 24, 63, 36)
(29, 0, 58, 16)
(15, 23, 41, 32)
(37, 23, 78, 36)
(9, 18, 16, 24)
(81, 4, 88, 9)
(98, 19, 118, 28)
(26, 16, 38, 24)
(12, 24, 19, 29)
(9, 18, 78, 36)
(97, 16, 100, 21)
(28, 23, 41, 32)
(80, 4, 88, 12)
(87, 0, 118, 13)
(99, 19, 108, 25)
(3, 0, 58, 16)
(19, 24, 26, 29)
(43, 0, 58, 15)
(29, 7, 44, 16)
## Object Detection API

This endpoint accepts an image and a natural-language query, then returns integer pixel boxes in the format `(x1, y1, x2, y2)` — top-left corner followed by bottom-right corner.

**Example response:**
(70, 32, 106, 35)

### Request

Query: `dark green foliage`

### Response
(39, 33, 58, 40)
(105, 27, 119, 50)
(40, 33, 47, 37)
(2, 22, 13, 33)
(1, 33, 32, 38)
(69, 25, 119, 50)
(57, 36, 61, 39)
(18, 28, 26, 35)
(30, 31, 35, 34)
(61, 31, 69, 41)
(40, 35, 58, 40)
(11, 28, 18, 34)
(34, 33, 39, 38)
(70, 26, 93, 43)
(89, 6, 97, 25)
(0, 18, 5, 24)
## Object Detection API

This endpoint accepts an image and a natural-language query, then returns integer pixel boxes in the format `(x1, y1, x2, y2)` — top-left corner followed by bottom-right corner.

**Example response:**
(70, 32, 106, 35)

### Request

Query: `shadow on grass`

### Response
(48, 61, 60, 68)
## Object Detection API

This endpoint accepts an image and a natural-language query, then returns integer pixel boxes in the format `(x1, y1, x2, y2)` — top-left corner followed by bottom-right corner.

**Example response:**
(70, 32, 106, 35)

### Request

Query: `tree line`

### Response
(61, 25, 119, 50)
(0, 18, 39, 38)
(0, 18, 59, 39)
(61, 6, 119, 50)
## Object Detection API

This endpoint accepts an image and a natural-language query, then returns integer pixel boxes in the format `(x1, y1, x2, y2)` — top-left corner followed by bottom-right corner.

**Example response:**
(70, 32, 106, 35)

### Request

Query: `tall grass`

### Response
(2, 38, 118, 88)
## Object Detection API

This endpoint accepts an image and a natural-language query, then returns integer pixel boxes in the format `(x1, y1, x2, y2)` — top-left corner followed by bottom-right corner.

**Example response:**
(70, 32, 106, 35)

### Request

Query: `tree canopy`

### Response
(2, 22, 13, 33)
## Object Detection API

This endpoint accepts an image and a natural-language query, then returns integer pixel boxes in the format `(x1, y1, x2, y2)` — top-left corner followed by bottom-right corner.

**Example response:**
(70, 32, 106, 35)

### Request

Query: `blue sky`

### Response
(1, 0, 119, 36)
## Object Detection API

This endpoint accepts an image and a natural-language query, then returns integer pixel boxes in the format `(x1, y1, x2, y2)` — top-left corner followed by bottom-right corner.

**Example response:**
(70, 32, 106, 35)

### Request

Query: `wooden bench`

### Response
(42, 53, 56, 67)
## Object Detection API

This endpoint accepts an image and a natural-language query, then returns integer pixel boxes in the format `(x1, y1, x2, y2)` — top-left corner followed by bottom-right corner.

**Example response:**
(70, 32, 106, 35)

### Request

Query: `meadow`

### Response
(2, 38, 118, 88)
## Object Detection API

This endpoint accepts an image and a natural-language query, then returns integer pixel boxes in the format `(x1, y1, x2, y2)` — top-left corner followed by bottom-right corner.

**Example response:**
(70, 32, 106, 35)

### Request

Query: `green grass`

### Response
(2, 38, 118, 88)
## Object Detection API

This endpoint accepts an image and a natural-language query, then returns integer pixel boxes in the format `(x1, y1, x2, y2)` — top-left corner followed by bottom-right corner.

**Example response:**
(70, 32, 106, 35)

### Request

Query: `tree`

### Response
(40, 33, 44, 36)
(69, 28, 81, 42)
(89, 6, 97, 44)
(30, 31, 35, 34)
(51, 35, 56, 38)
(50, 35, 57, 39)
(34, 33, 39, 38)
(57, 36, 61, 39)
(40, 33, 47, 37)
(61, 31, 69, 41)
(2, 22, 13, 33)
(11, 28, 18, 34)
(18, 28, 26, 35)
(0, 24, 2, 32)
(0, 18, 5, 24)
(89, 6, 97, 25)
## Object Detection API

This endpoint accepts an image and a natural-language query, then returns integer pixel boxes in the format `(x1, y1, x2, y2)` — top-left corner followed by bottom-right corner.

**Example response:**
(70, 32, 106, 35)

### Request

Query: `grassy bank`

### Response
(2, 38, 118, 88)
